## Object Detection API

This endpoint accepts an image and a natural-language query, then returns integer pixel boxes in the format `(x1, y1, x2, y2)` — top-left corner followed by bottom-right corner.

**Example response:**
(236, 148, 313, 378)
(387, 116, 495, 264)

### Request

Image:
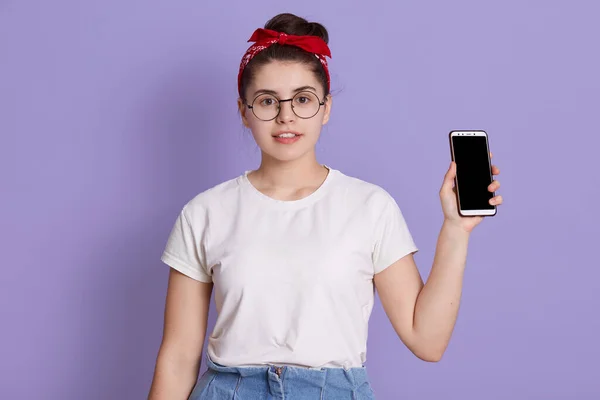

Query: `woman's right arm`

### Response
(148, 268, 213, 400)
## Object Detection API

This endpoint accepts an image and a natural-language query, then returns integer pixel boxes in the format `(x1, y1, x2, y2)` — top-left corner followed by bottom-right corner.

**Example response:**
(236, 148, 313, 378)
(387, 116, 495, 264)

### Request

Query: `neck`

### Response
(251, 151, 328, 190)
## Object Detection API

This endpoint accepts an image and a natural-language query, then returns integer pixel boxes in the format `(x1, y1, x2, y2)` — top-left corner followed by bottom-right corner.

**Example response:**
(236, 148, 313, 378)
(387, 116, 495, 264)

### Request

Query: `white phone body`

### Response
(449, 130, 496, 217)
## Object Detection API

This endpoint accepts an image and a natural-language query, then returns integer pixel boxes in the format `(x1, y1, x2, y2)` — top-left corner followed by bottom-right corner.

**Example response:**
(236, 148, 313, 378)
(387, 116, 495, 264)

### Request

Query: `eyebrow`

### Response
(252, 86, 318, 98)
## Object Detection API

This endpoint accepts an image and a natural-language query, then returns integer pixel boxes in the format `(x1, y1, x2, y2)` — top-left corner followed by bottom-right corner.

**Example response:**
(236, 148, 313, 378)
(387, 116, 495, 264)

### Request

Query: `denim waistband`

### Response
(205, 353, 370, 384)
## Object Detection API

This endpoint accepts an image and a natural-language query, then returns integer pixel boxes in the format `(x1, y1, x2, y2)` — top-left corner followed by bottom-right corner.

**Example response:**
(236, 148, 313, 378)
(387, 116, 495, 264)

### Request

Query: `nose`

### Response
(276, 99, 296, 124)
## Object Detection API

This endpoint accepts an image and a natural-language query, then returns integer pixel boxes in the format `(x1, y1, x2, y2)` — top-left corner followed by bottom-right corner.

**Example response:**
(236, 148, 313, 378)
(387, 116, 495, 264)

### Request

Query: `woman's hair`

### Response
(239, 13, 330, 102)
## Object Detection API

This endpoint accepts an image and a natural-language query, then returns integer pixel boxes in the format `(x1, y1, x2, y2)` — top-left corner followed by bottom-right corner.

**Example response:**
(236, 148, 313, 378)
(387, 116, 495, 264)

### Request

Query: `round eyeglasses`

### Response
(246, 91, 325, 121)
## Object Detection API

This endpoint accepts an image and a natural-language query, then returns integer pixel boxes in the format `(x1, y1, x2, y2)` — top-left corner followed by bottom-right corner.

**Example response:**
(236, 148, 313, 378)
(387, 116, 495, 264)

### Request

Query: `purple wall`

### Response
(2, 1, 598, 399)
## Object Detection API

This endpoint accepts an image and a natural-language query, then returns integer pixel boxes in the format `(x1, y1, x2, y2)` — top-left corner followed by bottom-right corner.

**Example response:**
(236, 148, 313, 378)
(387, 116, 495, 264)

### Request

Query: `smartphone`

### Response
(449, 130, 496, 217)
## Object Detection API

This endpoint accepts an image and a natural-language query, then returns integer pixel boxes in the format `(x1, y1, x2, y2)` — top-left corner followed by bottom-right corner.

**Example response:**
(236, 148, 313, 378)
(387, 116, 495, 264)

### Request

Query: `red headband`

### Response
(237, 28, 332, 98)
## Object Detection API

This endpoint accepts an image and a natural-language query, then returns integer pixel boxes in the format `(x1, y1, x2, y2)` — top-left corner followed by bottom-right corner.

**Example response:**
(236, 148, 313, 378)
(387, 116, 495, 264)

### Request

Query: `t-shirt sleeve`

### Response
(372, 193, 418, 274)
(160, 205, 212, 283)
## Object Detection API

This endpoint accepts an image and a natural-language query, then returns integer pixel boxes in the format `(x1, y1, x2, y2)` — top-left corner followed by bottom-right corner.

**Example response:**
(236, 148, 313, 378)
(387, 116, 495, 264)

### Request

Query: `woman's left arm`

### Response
(374, 153, 503, 362)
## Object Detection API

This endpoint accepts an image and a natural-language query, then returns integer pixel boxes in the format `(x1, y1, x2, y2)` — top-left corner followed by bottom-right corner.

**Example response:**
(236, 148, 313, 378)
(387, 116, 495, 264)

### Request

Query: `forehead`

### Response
(250, 61, 321, 96)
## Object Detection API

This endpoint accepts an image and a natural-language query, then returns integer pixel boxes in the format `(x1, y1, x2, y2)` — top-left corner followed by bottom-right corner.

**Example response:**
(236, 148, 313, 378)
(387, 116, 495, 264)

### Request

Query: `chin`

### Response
(264, 146, 313, 163)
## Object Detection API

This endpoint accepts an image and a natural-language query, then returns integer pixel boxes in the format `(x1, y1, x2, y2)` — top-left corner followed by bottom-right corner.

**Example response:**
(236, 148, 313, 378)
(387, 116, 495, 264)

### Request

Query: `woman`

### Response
(148, 12, 503, 400)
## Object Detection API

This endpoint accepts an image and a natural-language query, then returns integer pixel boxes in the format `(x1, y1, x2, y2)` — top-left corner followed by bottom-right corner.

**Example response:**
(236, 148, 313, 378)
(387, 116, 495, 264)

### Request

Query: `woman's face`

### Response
(238, 61, 332, 163)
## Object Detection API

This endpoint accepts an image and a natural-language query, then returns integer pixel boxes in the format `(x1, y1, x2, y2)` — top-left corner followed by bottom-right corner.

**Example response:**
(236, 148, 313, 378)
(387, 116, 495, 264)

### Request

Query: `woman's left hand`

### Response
(439, 152, 503, 233)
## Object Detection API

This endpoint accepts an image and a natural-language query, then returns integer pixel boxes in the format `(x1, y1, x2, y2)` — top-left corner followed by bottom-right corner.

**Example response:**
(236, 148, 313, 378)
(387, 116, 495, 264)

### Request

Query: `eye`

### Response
(255, 94, 278, 107)
(261, 98, 277, 106)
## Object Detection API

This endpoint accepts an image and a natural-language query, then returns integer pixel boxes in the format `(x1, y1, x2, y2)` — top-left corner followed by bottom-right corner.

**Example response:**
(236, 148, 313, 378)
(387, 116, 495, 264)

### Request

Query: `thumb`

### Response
(441, 161, 456, 192)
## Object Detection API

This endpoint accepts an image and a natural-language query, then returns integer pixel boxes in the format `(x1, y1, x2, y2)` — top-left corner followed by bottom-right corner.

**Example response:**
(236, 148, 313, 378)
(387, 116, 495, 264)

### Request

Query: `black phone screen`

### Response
(451, 135, 494, 211)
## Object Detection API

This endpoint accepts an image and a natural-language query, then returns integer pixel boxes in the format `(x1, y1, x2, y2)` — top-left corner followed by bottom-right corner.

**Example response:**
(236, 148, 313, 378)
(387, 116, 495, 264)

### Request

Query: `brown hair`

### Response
(239, 13, 330, 101)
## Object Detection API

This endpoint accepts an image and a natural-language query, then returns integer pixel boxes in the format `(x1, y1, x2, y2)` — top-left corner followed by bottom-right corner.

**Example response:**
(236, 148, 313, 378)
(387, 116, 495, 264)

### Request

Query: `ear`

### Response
(322, 94, 332, 126)
(237, 98, 250, 128)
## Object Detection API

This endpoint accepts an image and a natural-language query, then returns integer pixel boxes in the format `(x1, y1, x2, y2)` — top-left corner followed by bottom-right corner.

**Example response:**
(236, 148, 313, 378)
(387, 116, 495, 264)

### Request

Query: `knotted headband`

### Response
(237, 28, 332, 98)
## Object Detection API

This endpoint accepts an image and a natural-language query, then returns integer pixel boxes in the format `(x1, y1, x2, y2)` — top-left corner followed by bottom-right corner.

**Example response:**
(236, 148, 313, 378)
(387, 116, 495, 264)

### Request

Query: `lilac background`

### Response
(1, 0, 598, 399)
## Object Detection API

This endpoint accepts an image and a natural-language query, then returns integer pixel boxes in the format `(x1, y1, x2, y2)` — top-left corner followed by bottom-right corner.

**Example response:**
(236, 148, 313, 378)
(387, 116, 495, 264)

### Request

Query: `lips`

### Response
(273, 133, 302, 144)
(272, 131, 303, 138)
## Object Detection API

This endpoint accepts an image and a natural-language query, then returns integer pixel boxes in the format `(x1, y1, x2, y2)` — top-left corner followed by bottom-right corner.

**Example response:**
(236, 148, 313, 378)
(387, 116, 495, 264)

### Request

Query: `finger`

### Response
(491, 165, 500, 175)
(444, 161, 456, 180)
(490, 151, 493, 159)
(441, 161, 456, 192)
(488, 180, 500, 191)
(489, 195, 503, 205)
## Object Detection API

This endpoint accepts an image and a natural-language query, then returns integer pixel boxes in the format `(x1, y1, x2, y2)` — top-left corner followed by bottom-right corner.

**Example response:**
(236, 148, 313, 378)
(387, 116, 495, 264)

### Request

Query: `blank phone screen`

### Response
(452, 135, 494, 210)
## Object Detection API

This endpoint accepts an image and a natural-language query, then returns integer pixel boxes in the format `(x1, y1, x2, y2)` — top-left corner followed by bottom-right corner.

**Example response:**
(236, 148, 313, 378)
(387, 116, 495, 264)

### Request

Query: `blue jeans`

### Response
(189, 354, 376, 399)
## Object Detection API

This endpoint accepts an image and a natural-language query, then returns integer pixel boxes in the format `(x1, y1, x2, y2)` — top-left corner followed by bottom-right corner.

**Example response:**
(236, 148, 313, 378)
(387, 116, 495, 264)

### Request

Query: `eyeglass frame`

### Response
(245, 91, 326, 121)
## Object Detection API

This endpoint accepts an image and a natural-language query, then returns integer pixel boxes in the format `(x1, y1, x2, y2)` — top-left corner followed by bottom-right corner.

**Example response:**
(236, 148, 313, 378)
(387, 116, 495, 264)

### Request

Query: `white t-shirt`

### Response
(160, 166, 418, 369)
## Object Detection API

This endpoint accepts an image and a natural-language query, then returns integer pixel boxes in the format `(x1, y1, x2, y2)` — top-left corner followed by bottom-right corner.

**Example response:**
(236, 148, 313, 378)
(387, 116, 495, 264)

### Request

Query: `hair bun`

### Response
(306, 22, 329, 44)
(264, 13, 329, 44)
